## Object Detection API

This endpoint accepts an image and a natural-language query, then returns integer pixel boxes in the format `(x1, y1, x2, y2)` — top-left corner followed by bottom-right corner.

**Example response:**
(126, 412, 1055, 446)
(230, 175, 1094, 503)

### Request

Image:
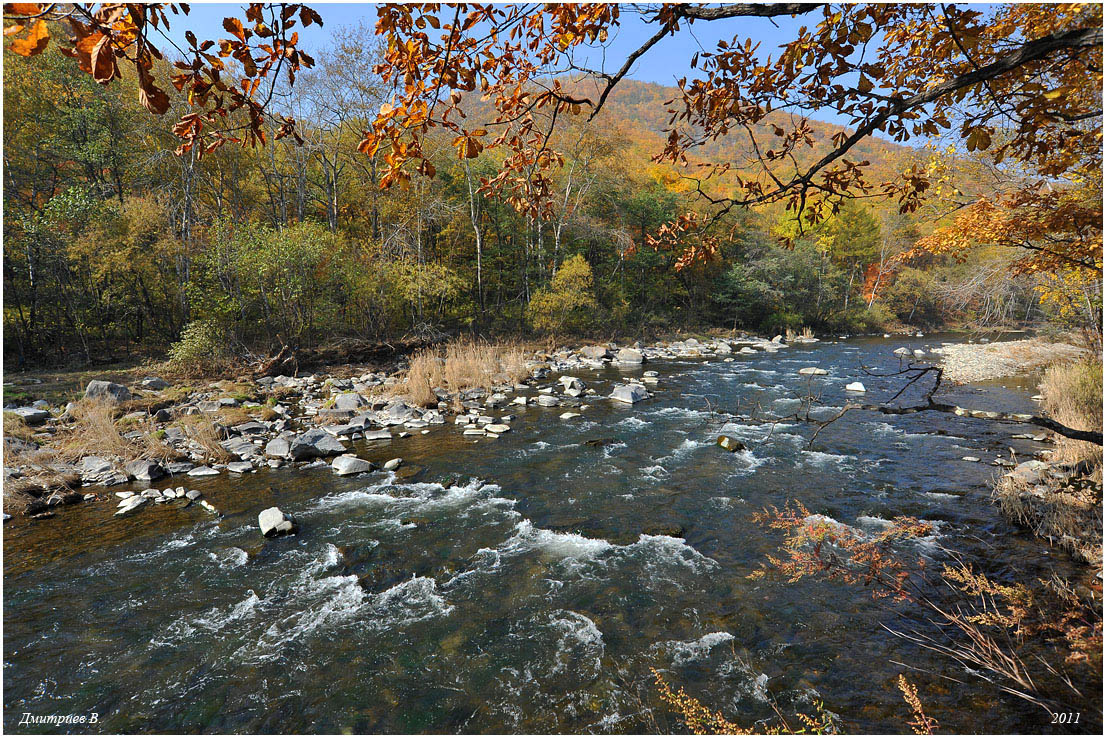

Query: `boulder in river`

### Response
(125, 459, 165, 481)
(798, 367, 828, 376)
(85, 380, 131, 404)
(609, 384, 648, 404)
(363, 429, 392, 441)
(187, 465, 220, 477)
(332, 455, 375, 476)
(581, 345, 611, 360)
(844, 382, 866, 393)
(536, 395, 559, 407)
(258, 507, 297, 537)
(717, 435, 746, 452)
(289, 429, 346, 460)
(484, 423, 511, 434)
(615, 348, 645, 364)
(383, 457, 403, 471)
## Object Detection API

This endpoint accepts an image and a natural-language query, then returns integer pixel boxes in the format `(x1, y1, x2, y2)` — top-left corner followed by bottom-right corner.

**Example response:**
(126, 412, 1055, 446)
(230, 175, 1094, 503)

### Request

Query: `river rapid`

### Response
(3, 334, 1098, 733)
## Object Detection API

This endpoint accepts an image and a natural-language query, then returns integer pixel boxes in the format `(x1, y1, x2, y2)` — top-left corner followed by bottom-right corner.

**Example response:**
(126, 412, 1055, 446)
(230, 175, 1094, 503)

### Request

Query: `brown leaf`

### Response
(8, 17, 48, 56)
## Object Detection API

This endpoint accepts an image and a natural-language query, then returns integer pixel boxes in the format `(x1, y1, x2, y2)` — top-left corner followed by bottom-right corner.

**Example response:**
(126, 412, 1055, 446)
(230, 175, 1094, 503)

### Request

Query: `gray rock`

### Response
(615, 348, 645, 364)
(265, 437, 292, 458)
(85, 380, 131, 404)
(383, 458, 403, 471)
(114, 496, 148, 516)
(332, 455, 375, 475)
(187, 465, 220, 477)
(227, 461, 255, 473)
(185, 489, 202, 500)
(484, 423, 511, 434)
(10, 407, 50, 425)
(536, 395, 559, 407)
(581, 345, 610, 360)
(125, 459, 165, 481)
(140, 377, 169, 390)
(609, 384, 648, 404)
(333, 392, 367, 411)
(558, 376, 586, 391)
(363, 429, 392, 442)
(223, 437, 262, 460)
(258, 506, 297, 537)
(289, 429, 346, 460)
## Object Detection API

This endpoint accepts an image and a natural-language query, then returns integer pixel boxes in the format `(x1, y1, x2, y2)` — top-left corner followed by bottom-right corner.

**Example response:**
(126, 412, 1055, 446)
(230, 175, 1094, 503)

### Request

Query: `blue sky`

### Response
(159, 3, 849, 123)
(160, 2, 814, 85)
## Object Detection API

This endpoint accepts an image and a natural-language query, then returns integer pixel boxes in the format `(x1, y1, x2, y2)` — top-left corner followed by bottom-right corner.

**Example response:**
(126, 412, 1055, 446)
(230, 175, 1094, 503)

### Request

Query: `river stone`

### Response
(185, 489, 202, 500)
(560, 412, 581, 419)
(844, 382, 866, 392)
(609, 384, 648, 404)
(717, 435, 746, 452)
(798, 367, 828, 376)
(289, 429, 346, 460)
(536, 395, 559, 407)
(581, 345, 610, 360)
(264, 437, 291, 458)
(484, 424, 510, 434)
(332, 455, 374, 475)
(10, 407, 50, 425)
(1009, 460, 1050, 485)
(140, 377, 169, 390)
(187, 465, 220, 477)
(558, 376, 586, 391)
(114, 496, 148, 516)
(893, 347, 911, 357)
(383, 458, 403, 471)
(363, 429, 392, 442)
(125, 459, 165, 481)
(962, 456, 981, 463)
(616, 348, 645, 364)
(333, 392, 366, 411)
(258, 507, 297, 537)
(85, 380, 131, 404)
(224, 437, 262, 460)
(511, 396, 529, 406)
(227, 461, 255, 473)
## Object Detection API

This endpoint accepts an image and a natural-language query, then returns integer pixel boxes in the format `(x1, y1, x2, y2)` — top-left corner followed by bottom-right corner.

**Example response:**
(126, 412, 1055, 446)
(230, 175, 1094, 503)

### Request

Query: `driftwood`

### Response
(814, 364, 1102, 446)
(253, 344, 298, 377)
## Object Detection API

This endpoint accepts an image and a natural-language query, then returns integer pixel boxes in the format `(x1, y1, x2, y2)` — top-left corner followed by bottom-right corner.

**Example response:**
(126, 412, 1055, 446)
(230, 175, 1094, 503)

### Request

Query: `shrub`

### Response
(526, 255, 599, 334)
(168, 320, 229, 375)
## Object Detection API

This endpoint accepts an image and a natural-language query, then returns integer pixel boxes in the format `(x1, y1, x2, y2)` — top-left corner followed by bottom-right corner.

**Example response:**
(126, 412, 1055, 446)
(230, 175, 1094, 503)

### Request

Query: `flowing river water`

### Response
(3, 335, 1098, 733)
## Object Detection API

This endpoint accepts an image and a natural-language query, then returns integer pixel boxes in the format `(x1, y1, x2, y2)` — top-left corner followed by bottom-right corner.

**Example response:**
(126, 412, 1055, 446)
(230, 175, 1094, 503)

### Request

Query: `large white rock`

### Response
(484, 423, 511, 434)
(798, 367, 828, 376)
(615, 348, 645, 364)
(844, 382, 866, 393)
(258, 507, 297, 537)
(580, 345, 610, 360)
(11, 407, 51, 425)
(333, 392, 367, 411)
(609, 384, 648, 404)
(332, 455, 374, 475)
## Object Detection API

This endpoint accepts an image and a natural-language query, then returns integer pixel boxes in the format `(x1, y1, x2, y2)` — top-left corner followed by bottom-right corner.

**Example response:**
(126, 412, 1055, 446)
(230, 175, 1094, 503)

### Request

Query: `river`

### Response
(3, 334, 1097, 733)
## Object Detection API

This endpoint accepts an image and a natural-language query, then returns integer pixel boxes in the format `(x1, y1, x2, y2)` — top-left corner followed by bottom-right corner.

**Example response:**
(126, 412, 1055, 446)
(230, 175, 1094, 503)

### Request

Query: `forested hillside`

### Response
(0, 40, 1079, 369)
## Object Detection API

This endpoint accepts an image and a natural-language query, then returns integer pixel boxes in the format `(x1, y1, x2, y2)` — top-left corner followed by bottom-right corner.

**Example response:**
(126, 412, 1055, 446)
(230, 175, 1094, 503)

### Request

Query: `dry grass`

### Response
(174, 415, 233, 462)
(3, 412, 38, 442)
(215, 406, 256, 427)
(403, 339, 531, 407)
(1040, 357, 1103, 470)
(996, 473, 1102, 563)
(54, 400, 180, 464)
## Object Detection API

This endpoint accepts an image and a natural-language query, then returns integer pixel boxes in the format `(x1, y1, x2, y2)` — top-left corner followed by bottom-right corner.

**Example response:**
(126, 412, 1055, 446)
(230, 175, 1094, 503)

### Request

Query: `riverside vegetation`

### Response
(3, 3, 1104, 734)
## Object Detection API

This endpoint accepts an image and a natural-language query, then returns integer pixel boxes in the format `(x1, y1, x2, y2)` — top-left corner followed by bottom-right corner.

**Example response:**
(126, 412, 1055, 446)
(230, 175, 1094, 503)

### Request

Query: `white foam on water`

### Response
(616, 416, 649, 429)
(663, 631, 735, 665)
(367, 575, 454, 625)
(640, 464, 669, 480)
(501, 520, 614, 562)
(924, 491, 958, 501)
(208, 546, 249, 569)
(856, 515, 894, 530)
(548, 610, 604, 677)
(801, 450, 857, 468)
(649, 406, 710, 421)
